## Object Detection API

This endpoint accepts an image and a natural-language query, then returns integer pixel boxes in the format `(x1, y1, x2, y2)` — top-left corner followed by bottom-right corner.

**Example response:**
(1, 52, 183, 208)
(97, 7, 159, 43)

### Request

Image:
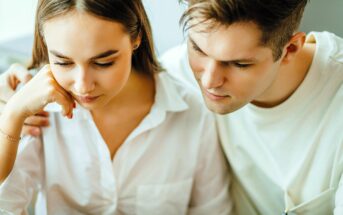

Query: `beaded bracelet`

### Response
(0, 128, 21, 143)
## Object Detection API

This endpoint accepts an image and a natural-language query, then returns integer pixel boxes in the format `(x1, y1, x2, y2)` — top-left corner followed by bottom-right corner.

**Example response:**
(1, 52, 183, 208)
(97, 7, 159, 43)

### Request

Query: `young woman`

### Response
(0, 0, 231, 214)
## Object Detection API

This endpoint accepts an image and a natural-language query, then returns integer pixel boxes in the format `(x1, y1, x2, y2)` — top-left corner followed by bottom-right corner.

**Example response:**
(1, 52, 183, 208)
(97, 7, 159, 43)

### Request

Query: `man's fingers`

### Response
(35, 111, 50, 117)
(21, 125, 41, 137)
(24, 115, 50, 127)
(8, 63, 33, 85)
(0, 102, 5, 114)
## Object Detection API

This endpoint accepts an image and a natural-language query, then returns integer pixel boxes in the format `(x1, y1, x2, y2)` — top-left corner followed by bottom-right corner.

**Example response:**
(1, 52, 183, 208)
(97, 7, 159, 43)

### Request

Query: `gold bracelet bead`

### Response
(0, 128, 21, 143)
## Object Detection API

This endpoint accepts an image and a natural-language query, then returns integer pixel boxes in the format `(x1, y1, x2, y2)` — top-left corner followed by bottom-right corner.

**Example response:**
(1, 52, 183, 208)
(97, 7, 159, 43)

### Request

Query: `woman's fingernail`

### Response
(44, 120, 50, 126)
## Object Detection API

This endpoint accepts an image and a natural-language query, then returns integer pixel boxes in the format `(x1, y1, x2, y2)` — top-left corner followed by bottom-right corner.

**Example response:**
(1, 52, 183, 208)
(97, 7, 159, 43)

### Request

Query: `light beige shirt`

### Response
(161, 32, 343, 215)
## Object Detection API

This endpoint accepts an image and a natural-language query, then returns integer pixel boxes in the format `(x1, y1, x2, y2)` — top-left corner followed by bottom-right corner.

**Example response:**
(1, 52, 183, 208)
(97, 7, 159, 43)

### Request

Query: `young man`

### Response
(1, 0, 342, 214)
(161, 0, 343, 214)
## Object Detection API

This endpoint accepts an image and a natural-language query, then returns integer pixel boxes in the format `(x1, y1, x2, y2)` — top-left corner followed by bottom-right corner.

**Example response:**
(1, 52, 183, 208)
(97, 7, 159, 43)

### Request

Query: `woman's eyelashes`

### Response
(54, 61, 115, 68)
(54, 62, 73, 66)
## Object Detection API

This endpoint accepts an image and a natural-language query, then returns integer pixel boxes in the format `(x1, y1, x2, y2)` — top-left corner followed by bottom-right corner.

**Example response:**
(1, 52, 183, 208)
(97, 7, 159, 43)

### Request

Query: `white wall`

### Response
(0, 0, 342, 56)
(0, 0, 38, 43)
(300, 0, 343, 37)
(142, 0, 187, 55)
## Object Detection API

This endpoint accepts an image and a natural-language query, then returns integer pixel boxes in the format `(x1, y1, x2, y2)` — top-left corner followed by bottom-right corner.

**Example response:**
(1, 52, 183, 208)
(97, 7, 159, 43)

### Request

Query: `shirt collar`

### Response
(56, 72, 189, 121)
(153, 72, 189, 113)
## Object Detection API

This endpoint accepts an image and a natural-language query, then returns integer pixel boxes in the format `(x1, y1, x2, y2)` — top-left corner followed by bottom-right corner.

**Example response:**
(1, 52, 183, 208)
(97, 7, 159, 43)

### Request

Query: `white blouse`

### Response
(0, 72, 232, 215)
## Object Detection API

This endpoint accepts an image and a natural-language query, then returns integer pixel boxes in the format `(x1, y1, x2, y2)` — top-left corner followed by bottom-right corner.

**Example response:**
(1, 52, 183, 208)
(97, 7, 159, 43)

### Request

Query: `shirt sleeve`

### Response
(0, 135, 44, 214)
(334, 141, 343, 215)
(188, 113, 233, 215)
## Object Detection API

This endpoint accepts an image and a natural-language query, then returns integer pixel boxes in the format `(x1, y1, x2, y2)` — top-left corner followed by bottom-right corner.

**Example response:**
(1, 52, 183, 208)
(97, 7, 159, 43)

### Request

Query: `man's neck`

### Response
(252, 42, 316, 108)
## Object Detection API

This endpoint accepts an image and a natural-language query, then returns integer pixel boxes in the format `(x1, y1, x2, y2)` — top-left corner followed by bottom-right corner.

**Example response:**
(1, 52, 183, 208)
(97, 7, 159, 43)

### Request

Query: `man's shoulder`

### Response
(306, 32, 343, 86)
(159, 43, 199, 90)
(310, 31, 343, 65)
(156, 71, 205, 110)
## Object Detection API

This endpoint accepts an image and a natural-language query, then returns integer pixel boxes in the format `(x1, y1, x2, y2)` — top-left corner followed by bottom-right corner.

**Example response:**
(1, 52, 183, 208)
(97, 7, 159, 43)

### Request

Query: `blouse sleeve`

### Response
(334, 140, 343, 215)
(0, 135, 44, 215)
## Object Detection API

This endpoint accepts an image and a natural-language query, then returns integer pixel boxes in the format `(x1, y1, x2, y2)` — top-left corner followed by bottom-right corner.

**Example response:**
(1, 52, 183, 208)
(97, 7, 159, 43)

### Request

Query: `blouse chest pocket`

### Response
(290, 188, 335, 215)
(136, 178, 193, 215)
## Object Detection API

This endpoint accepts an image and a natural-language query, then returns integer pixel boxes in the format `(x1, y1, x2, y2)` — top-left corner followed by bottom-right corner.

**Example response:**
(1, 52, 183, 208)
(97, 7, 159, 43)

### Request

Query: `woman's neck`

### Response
(92, 70, 155, 118)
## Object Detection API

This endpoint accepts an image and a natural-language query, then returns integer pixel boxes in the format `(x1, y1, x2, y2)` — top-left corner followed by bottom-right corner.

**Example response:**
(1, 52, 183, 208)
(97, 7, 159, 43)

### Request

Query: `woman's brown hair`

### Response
(29, 0, 163, 75)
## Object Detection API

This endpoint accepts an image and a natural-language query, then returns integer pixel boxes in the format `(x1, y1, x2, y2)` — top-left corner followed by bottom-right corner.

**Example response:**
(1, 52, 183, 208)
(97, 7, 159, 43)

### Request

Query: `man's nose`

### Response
(201, 60, 225, 90)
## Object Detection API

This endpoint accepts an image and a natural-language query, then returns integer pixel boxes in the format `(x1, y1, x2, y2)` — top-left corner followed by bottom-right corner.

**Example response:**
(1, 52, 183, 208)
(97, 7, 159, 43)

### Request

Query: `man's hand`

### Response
(0, 64, 50, 136)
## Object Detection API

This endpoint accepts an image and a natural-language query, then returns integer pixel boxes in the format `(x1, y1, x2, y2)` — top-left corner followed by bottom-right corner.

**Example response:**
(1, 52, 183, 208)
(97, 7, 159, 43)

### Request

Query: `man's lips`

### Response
(204, 90, 229, 101)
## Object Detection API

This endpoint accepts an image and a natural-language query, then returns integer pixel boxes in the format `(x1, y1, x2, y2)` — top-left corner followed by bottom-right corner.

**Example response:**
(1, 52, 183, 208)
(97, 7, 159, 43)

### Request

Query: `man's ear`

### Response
(281, 32, 306, 64)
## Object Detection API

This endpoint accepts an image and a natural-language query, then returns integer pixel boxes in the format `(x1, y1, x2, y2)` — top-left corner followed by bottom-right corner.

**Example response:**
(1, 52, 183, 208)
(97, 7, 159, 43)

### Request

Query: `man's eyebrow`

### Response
(189, 36, 206, 55)
(189, 36, 257, 64)
(49, 50, 119, 60)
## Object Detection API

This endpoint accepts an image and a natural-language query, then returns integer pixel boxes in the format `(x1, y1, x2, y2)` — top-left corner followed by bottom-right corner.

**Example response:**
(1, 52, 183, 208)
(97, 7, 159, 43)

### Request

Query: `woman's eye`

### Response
(94, 62, 114, 68)
(54, 62, 73, 67)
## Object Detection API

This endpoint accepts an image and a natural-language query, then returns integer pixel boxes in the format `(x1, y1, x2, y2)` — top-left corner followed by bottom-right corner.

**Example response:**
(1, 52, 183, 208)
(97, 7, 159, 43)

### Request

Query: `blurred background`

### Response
(1, 0, 343, 73)
(1, 0, 343, 74)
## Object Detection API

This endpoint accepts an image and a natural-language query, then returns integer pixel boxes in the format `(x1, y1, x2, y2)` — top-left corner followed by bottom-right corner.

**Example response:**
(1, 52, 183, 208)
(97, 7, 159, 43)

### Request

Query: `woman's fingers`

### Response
(44, 69, 75, 118)
(50, 88, 75, 118)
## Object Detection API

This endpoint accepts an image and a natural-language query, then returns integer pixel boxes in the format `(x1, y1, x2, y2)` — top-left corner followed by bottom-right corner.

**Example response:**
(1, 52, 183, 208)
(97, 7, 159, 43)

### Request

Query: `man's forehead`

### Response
(188, 22, 269, 61)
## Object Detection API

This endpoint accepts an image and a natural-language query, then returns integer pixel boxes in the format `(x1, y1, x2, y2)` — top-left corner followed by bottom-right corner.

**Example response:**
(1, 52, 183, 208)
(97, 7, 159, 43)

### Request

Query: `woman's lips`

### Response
(76, 95, 100, 103)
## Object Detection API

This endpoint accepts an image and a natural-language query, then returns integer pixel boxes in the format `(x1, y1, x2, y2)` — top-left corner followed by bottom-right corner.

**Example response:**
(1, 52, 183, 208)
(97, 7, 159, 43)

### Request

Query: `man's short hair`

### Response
(180, 0, 309, 61)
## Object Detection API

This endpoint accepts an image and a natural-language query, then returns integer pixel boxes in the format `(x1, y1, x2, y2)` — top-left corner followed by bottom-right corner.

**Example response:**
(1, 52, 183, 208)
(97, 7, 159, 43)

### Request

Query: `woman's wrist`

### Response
(0, 127, 21, 144)
(1, 100, 27, 125)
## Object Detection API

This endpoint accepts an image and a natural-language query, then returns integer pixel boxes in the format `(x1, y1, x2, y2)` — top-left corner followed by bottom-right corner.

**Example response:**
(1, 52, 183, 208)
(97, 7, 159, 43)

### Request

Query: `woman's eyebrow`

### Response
(49, 50, 119, 60)
(91, 50, 119, 60)
(50, 50, 70, 59)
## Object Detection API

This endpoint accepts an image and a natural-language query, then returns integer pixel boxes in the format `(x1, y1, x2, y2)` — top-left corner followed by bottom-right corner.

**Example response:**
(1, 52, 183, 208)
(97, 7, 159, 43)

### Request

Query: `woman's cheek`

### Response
(50, 66, 73, 90)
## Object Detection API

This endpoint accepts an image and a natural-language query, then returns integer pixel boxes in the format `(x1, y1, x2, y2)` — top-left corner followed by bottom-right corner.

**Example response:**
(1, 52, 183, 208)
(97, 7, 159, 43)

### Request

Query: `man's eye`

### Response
(192, 44, 204, 55)
(94, 62, 114, 68)
(54, 62, 73, 67)
(234, 63, 252, 68)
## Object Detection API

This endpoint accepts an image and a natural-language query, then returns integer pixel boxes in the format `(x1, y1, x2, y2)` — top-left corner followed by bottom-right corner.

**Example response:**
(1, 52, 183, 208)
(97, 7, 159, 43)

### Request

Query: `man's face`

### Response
(188, 22, 283, 114)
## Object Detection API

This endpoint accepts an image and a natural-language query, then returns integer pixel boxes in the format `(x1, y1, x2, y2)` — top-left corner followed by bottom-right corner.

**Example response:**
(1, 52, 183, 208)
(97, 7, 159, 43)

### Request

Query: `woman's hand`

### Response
(0, 64, 50, 136)
(6, 64, 75, 121)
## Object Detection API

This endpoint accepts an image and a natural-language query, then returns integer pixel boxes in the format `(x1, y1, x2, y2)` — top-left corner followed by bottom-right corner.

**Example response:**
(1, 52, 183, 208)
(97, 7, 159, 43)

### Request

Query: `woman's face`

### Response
(43, 11, 139, 110)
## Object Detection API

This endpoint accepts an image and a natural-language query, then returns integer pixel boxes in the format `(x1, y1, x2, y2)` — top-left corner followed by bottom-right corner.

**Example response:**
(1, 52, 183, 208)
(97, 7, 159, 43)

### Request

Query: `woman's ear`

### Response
(133, 32, 142, 51)
(281, 32, 306, 64)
